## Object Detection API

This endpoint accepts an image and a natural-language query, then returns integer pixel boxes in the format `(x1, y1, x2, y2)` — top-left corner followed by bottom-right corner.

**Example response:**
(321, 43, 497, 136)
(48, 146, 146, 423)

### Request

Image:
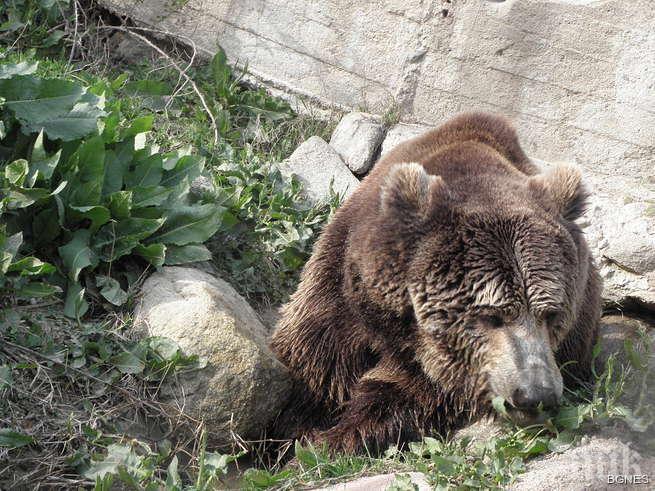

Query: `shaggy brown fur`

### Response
(270, 112, 601, 454)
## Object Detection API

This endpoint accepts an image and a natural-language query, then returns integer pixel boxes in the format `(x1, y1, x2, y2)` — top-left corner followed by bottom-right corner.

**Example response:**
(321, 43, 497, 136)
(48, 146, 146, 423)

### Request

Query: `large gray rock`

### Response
(583, 199, 655, 308)
(329, 112, 385, 175)
(278, 136, 360, 204)
(511, 437, 654, 491)
(134, 266, 290, 446)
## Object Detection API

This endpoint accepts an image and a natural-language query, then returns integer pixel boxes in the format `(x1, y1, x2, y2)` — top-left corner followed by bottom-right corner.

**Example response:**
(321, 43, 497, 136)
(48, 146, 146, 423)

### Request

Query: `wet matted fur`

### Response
(270, 112, 601, 454)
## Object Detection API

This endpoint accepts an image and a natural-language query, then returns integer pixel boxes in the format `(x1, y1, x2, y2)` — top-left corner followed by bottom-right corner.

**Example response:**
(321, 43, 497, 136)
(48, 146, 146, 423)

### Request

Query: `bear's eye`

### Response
(540, 310, 561, 326)
(480, 314, 504, 328)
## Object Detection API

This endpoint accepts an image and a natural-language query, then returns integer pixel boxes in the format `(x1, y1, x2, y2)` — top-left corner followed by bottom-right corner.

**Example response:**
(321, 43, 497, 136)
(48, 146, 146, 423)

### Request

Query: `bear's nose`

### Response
(511, 385, 559, 410)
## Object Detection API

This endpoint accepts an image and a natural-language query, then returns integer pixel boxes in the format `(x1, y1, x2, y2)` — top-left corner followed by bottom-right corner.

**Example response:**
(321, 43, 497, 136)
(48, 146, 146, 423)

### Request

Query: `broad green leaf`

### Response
(134, 243, 166, 267)
(4, 178, 65, 210)
(162, 146, 192, 171)
(32, 208, 61, 245)
(122, 115, 154, 138)
(83, 443, 141, 479)
(69, 205, 111, 232)
(553, 405, 583, 430)
(244, 469, 293, 488)
(131, 185, 172, 208)
(15, 282, 61, 299)
(432, 455, 457, 476)
(58, 229, 96, 281)
(5, 186, 51, 209)
(161, 177, 190, 208)
(492, 396, 509, 417)
(0, 18, 25, 34)
(146, 337, 180, 361)
(0, 232, 22, 274)
(96, 275, 128, 306)
(0, 429, 34, 448)
(63, 281, 88, 319)
(7, 257, 55, 276)
(422, 437, 443, 454)
(102, 143, 133, 196)
(0, 75, 105, 140)
(165, 456, 182, 490)
(101, 111, 121, 143)
(93, 218, 165, 261)
(107, 191, 132, 219)
(111, 351, 145, 374)
(43, 30, 65, 47)
(131, 207, 162, 219)
(210, 48, 231, 89)
(164, 244, 212, 265)
(110, 73, 129, 91)
(124, 153, 163, 188)
(150, 204, 222, 246)
(161, 154, 204, 188)
(28, 130, 61, 183)
(67, 136, 105, 206)
(5, 159, 28, 186)
(294, 441, 319, 469)
(124, 80, 171, 96)
(522, 437, 550, 456)
(204, 452, 240, 476)
(0, 61, 38, 79)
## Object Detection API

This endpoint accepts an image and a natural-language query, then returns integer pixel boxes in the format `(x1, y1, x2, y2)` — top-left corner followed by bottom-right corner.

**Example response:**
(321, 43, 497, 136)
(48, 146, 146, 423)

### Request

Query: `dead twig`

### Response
(98, 25, 219, 146)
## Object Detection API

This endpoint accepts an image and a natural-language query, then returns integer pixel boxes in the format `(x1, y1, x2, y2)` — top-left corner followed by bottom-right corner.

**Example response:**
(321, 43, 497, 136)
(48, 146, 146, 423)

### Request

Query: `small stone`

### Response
(278, 136, 360, 205)
(329, 112, 385, 175)
(317, 472, 431, 491)
(452, 417, 503, 447)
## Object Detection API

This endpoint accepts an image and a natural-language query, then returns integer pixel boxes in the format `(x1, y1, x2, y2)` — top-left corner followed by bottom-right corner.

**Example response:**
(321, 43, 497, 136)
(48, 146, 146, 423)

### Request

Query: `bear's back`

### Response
(378, 112, 537, 178)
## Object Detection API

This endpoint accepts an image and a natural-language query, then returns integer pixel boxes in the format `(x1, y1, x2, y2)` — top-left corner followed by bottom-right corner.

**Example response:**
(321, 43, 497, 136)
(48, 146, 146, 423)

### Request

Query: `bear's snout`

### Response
(484, 314, 564, 413)
(511, 374, 561, 410)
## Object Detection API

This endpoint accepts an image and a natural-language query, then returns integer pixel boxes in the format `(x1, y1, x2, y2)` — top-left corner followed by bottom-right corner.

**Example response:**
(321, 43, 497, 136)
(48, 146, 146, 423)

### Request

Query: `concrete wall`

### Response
(102, 0, 655, 201)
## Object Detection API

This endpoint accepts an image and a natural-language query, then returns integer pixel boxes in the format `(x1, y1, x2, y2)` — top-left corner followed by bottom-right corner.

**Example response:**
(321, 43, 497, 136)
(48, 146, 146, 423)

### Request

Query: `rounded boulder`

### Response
(134, 266, 290, 445)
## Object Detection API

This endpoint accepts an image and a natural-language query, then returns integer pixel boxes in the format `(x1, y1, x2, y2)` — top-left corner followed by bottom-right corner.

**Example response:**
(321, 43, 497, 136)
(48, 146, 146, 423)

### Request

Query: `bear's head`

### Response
(371, 158, 590, 421)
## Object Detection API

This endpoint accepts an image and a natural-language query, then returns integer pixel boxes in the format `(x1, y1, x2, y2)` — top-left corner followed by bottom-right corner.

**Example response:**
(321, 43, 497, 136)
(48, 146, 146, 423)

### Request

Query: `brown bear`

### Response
(270, 112, 601, 454)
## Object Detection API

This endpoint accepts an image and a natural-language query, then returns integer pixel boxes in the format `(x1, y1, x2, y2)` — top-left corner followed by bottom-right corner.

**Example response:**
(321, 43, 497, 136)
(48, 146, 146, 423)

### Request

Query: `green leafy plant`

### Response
(0, 61, 226, 316)
(0, 0, 70, 52)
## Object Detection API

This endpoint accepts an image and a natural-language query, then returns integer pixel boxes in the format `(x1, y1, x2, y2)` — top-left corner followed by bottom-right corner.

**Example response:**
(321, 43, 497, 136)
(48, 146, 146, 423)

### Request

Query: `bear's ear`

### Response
(528, 163, 588, 221)
(381, 162, 448, 217)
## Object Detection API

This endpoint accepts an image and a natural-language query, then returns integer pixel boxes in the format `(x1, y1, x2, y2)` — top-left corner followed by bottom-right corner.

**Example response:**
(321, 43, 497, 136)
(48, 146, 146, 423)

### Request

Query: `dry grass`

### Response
(0, 308, 216, 488)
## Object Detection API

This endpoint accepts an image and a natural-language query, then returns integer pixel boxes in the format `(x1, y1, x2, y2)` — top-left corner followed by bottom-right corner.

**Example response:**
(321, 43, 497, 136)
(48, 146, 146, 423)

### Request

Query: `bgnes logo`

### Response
(607, 475, 650, 485)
